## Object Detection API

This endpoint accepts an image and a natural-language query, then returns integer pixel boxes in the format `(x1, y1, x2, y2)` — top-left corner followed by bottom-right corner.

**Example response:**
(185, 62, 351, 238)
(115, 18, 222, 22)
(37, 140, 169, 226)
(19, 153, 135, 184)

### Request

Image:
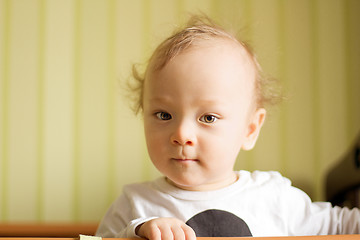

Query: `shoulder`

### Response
(239, 170, 291, 185)
(236, 170, 292, 192)
(237, 170, 312, 207)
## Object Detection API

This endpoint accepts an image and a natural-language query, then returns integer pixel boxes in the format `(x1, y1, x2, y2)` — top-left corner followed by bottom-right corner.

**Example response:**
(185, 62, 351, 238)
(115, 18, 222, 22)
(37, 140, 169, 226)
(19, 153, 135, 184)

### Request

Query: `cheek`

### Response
(144, 121, 156, 151)
(144, 123, 167, 156)
(208, 122, 244, 155)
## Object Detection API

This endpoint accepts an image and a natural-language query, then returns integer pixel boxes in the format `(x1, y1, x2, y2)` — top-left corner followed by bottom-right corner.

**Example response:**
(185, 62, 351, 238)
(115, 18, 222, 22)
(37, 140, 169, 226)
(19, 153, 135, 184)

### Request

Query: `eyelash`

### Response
(155, 112, 219, 124)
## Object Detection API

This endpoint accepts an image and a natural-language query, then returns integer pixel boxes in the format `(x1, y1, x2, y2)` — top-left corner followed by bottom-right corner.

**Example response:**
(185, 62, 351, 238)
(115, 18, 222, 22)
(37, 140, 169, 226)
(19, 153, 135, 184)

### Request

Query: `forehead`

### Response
(145, 39, 257, 94)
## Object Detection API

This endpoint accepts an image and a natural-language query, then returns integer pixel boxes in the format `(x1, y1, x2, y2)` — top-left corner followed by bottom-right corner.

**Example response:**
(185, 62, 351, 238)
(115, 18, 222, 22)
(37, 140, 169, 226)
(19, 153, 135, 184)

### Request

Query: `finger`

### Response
(182, 224, 197, 240)
(171, 225, 186, 240)
(147, 226, 162, 240)
(139, 221, 161, 240)
(158, 224, 174, 240)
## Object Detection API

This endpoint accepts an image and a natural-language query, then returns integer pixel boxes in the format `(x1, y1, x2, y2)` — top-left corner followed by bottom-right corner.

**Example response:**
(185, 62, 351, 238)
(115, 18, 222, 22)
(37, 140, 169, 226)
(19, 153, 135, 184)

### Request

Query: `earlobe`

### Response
(242, 108, 266, 151)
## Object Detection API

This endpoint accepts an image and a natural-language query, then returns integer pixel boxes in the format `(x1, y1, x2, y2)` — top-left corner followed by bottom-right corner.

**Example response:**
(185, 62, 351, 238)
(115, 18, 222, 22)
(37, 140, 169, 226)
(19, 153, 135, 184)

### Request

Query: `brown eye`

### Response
(156, 112, 172, 120)
(200, 114, 218, 123)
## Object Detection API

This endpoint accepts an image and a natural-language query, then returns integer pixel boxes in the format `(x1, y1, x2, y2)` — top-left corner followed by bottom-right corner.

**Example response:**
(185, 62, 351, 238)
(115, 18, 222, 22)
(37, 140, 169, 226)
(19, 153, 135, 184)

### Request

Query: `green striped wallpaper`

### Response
(0, 0, 359, 223)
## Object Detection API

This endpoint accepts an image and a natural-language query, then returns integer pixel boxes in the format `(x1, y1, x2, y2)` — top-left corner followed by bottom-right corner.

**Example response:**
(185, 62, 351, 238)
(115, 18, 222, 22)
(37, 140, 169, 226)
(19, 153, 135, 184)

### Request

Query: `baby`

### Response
(96, 15, 360, 239)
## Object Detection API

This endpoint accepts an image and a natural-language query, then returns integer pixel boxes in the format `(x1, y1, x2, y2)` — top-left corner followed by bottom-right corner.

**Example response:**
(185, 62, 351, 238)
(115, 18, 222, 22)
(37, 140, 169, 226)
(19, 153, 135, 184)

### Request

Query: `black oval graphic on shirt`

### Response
(186, 209, 252, 237)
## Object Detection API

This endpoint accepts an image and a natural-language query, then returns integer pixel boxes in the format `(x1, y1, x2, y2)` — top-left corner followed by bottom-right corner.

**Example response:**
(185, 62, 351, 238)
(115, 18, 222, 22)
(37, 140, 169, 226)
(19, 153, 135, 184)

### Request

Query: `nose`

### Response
(170, 120, 196, 146)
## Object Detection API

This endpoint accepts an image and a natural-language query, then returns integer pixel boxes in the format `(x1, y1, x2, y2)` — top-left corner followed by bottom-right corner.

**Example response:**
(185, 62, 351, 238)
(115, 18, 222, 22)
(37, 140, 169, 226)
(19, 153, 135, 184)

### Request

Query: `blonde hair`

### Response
(129, 15, 281, 115)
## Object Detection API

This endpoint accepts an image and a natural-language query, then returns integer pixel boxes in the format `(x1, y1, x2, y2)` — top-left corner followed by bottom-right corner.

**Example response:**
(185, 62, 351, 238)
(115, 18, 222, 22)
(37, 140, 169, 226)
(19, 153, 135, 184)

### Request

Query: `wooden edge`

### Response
(0, 223, 98, 237)
(106, 236, 360, 240)
(1, 236, 359, 240)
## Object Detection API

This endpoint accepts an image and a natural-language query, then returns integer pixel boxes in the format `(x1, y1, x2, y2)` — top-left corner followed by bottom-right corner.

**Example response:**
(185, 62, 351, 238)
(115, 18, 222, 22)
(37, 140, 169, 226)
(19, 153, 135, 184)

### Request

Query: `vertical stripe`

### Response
(107, 0, 117, 204)
(350, 0, 360, 135)
(277, 0, 288, 176)
(142, 0, 151, 61)
(36, 0, 46, 221)
(141, 0, 152, 181)
(243, 0, 253, 42)
(210, 0, 221, 21)
(1, 0, 11, 221)
(176, 0, 184, 22)
(343, 0, 352, 141)
(309, 0, 321, 201)
(73, 0, 82, 221)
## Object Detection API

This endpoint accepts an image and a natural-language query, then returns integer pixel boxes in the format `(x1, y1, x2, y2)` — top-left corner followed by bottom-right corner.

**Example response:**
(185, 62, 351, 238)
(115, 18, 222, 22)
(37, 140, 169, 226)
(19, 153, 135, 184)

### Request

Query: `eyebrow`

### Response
(148, 97, 173, 104)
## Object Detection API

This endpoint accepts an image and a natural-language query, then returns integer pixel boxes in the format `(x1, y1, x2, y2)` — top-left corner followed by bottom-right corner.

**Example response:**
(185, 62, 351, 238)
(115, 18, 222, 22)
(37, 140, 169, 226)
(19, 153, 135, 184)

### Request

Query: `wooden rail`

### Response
(0, 223, 98, 237)
(1, 236, 360, 240)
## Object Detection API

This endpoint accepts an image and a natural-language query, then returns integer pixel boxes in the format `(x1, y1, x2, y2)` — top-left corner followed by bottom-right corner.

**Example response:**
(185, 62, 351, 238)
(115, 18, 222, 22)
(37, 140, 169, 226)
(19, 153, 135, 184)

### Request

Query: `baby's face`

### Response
(143, 40, 265, 191)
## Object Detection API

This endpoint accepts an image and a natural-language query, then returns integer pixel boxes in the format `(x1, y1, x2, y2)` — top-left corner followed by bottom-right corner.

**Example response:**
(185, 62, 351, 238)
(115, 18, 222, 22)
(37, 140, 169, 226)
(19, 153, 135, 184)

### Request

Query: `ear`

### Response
(241, 108, 266, 151)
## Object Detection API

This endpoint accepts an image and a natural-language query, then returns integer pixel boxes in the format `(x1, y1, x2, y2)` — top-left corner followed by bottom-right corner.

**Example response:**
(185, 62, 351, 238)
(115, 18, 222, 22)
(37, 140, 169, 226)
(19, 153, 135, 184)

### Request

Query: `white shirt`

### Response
(96, 170, 360, 237)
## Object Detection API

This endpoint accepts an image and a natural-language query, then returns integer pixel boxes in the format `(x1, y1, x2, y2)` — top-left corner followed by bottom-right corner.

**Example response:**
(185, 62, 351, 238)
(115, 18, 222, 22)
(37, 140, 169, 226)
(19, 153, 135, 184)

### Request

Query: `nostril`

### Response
(171, 138, 193, 146)
(171, 137, 182, 145)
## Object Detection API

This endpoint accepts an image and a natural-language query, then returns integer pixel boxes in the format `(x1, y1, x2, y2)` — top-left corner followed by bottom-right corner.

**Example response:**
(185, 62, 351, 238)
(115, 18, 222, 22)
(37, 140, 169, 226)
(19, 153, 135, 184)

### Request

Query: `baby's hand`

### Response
(136, 217, 196, 240)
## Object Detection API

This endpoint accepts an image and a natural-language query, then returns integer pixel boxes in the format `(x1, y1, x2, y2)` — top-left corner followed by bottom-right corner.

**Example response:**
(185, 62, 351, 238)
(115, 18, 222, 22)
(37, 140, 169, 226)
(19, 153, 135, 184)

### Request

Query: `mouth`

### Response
(171, 158, 199, 162)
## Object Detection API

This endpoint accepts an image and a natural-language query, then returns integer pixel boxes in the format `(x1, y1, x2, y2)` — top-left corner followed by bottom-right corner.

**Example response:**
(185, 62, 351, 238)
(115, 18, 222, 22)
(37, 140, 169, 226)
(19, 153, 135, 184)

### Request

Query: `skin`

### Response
(138, 39, 266, 240)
